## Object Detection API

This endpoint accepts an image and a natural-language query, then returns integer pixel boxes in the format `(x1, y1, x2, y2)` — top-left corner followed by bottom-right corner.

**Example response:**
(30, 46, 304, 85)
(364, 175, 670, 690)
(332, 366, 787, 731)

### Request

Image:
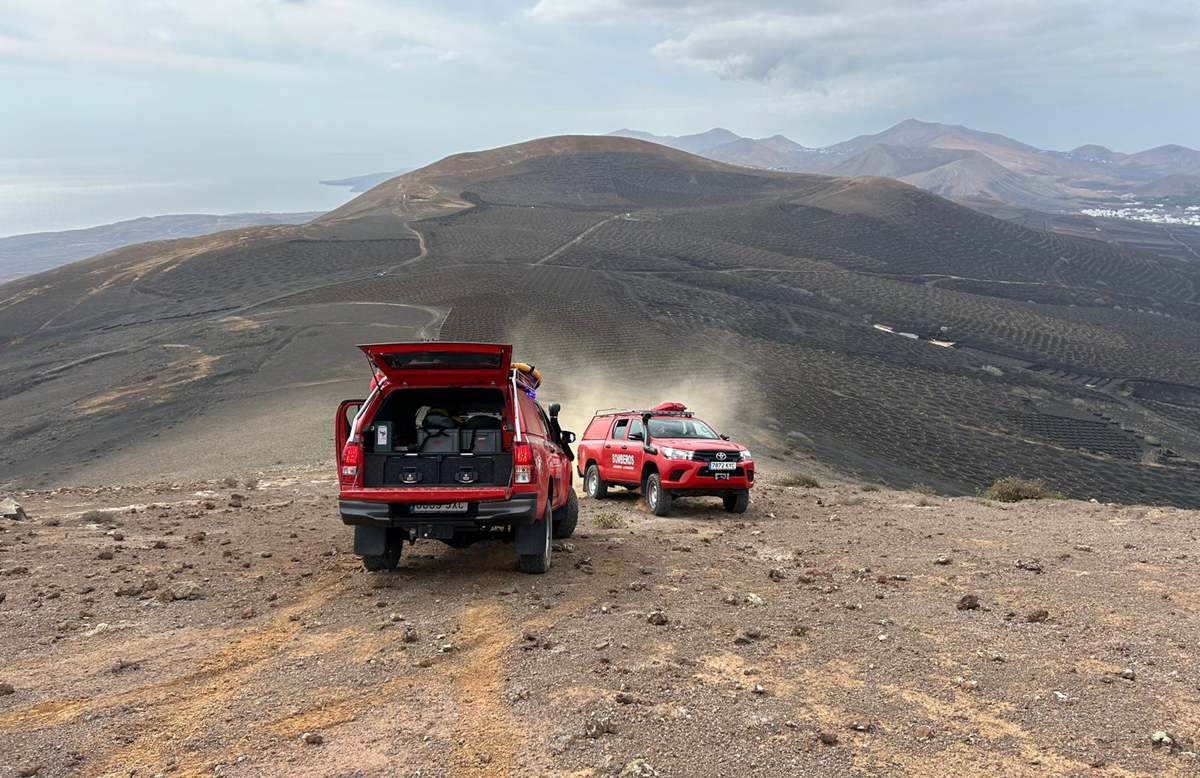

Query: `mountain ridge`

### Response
(0, 211, 323, 284)
(607, 119, 1200, 213)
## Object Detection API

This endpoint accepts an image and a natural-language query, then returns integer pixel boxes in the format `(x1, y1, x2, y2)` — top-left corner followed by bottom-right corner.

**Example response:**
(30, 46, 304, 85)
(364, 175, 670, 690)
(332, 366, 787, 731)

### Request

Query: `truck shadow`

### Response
(588, 489, 747, 520)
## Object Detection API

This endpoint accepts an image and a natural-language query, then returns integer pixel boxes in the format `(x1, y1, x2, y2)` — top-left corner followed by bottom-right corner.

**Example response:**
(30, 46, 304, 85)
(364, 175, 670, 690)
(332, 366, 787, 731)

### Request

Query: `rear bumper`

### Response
(340, 493, 540, 528)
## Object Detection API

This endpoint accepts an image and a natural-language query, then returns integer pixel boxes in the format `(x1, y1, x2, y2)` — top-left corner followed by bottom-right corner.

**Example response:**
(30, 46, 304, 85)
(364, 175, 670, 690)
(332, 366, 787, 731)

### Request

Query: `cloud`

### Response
(0, 0, 497, 73)
(528, 0, 1200, 111)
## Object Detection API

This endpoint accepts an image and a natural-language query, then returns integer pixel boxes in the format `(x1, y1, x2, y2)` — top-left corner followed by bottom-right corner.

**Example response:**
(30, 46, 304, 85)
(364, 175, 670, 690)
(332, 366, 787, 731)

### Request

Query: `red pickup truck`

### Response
(335, 343, 577, 574)
(576, 404, 753, 517)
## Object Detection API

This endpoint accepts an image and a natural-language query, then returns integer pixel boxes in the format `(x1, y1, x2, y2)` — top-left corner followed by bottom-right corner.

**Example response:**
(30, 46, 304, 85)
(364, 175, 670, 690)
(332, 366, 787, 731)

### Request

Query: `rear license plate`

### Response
(410, 502, 468, 514)
(709, 461, 737, 471)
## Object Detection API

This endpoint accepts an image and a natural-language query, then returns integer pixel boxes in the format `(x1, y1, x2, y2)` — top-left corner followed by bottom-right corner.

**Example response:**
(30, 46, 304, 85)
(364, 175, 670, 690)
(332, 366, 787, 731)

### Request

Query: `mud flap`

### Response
(513, 515, 549, 555)
(354, 525, 388, 557)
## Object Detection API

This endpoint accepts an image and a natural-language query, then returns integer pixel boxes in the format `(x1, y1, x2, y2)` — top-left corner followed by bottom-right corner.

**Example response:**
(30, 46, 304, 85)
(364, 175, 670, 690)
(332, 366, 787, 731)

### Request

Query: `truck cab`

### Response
(576, 403, 753, 517)
(335, 343, 577, 573)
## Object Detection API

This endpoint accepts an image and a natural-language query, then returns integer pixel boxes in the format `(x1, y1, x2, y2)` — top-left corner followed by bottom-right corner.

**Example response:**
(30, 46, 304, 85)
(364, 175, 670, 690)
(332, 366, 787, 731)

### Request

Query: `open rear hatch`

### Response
(354, 343, 516, 492)
(360, 342, 512, 388)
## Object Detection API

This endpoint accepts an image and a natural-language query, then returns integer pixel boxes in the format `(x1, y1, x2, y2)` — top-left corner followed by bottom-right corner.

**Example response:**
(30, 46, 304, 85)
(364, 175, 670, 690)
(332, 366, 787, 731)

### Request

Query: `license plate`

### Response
(410, 502, 468, 514)
(709, 461, 737, 471)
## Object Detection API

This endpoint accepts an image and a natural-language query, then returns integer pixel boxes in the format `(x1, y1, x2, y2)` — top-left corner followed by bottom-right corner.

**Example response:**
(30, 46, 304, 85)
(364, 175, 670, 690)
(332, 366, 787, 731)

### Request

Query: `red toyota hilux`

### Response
(335, 343, 577, 574)
(576, 403, 753, 517)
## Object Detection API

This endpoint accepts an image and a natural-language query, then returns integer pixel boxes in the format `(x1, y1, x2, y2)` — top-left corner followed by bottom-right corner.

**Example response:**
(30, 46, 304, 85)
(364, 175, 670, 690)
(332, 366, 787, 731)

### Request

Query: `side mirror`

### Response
(549, 402, 561, 417)
(563, 431, 576, 444)
(720, 434, 730, 441)
(628, 431, 644, 442)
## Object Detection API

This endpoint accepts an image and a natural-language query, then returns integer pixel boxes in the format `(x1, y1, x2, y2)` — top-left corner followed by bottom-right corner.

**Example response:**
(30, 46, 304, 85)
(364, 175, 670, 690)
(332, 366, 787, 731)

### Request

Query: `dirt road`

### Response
(0, 476, 1197, 777)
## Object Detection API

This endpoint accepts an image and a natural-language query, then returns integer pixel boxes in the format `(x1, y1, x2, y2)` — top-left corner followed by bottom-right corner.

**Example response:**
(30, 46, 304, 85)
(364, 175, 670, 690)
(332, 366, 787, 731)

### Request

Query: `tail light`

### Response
(340, 442, 362, 487)
(513, 443, 533, 484)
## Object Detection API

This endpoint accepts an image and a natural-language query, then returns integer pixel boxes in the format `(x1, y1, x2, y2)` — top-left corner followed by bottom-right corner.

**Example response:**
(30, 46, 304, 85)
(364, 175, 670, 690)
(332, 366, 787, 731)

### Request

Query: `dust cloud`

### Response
(479, 315, 767, 444)
(529, 355, 763, 444)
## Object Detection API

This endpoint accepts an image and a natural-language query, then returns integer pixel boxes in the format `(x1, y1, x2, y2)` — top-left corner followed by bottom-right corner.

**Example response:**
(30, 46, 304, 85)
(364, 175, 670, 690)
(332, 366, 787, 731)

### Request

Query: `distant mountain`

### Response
(826, 144, 1066, 208)
(0, 212, 323, 285)
(607, 127, 741, 155)
(1136, 174, 1200, 198)
(701, 138, 802, 169)
(1122, 145, 1200, 178)
(1069, 145, 1129, 164)
(827, 144, 978, 179)
(827, 118, 1039, 157)
(608, 128, 821, 170)
(609, 119, 1200, 213)
(757, 134, 811, 154)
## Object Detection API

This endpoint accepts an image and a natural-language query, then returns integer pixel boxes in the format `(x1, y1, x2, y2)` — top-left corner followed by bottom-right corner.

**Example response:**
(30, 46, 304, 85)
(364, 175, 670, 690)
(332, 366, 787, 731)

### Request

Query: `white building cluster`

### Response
(1081, 205, 1200, 226)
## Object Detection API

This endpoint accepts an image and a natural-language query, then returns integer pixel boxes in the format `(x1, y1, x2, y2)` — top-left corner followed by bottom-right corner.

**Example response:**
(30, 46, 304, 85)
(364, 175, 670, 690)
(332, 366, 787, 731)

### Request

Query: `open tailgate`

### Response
(359, 342, 513, 388)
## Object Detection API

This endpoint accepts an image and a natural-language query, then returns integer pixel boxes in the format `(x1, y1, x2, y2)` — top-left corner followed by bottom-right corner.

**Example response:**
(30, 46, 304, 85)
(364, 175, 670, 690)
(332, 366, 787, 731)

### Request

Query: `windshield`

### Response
(647, 417, 718, 439)
(380, 351, 502, 369)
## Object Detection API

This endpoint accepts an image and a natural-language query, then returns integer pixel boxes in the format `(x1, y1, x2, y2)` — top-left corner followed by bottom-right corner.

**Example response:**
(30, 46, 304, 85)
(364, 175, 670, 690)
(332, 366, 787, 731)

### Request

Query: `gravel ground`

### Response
(0, 475, 1197, 777)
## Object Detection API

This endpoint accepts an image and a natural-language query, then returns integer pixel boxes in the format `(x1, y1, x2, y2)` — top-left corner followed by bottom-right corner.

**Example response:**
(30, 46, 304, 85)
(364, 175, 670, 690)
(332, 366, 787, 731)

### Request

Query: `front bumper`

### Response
(660, 460, 754, 491)
(340, 493, 540, 529)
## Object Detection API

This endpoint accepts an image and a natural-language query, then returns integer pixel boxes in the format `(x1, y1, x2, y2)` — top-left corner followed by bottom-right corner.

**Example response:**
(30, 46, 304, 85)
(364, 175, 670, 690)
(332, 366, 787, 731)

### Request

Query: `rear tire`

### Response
(552, 490, 579, 539)
(584, 464, 608, 499)
(518, 502, 553, 574)
(645, 473, 672, 517)
(361, 530, 404, 571)
(723, 490, 750, 514)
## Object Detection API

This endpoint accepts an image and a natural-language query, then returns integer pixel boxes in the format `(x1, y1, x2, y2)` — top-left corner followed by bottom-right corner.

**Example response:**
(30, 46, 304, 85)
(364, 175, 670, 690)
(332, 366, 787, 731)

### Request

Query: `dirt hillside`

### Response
(1, 475, 1197, 777)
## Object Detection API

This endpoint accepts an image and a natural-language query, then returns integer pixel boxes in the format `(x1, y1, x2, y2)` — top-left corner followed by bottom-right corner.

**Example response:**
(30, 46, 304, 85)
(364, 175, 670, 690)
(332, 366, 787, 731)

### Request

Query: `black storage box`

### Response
(384, 455, 441, 487)
(362, 452, 513, 488)
(416, 429, 460, 455)
(462, 429, 500, 454)
(440, 454, 512, 486)
(368, 421, 394, 453)
(363, 453, 388, 487)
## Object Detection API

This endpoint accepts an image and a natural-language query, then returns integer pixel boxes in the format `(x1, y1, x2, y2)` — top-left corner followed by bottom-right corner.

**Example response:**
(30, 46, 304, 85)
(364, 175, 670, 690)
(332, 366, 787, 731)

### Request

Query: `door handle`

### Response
(621, 445, 628, 450)
(604, 444, 611, 449)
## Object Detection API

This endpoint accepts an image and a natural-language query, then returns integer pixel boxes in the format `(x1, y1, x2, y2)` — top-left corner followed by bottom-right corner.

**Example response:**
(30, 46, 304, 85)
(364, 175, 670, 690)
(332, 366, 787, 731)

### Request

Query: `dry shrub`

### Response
(593, 511, 626, 529)
(983, 477, 1064, 503)
(909, 483, 937, 496)
(780, 472, 821, 488)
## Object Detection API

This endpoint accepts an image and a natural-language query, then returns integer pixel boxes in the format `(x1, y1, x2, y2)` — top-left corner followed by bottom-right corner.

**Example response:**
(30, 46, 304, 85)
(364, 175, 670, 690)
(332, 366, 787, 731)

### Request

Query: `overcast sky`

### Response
(2, 0, 1198, 234)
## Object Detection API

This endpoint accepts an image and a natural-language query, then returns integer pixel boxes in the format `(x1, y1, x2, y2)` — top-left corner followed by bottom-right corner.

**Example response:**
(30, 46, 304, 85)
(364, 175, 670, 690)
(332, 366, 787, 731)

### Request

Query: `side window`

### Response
(519, 394, 546, 436)
(626, 419, 644, 440)
(612, 419, 629, 439)
(535, 404, 554, 440)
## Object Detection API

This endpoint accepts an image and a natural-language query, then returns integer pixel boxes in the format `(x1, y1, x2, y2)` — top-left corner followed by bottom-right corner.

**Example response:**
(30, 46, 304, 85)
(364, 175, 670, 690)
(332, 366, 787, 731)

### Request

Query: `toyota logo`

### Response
(716, 452, 727, 460)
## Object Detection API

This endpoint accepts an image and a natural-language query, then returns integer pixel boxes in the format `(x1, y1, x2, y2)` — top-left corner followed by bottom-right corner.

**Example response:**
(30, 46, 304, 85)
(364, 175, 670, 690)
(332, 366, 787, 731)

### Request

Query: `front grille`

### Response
(692, 450, 737, 464)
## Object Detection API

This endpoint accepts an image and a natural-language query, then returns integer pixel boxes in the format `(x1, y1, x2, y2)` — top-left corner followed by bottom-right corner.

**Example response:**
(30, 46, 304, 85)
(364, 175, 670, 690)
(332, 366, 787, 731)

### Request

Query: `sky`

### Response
(2, 0, 1198, 235)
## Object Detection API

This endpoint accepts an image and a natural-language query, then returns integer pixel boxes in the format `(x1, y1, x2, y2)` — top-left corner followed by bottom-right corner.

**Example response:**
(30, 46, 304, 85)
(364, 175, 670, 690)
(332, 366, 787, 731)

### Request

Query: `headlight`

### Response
(740, 449, 752, 461)
(661, 446, 693, 460)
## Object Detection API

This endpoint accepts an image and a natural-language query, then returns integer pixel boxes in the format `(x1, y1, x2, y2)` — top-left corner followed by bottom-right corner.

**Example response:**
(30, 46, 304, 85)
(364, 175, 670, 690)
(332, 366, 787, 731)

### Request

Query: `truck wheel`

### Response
(723, 490, 750, 514)
(517, 502, 553, 574)
(552, 489, 579, 539)
(645, 473, 672, 517)
(584, 464, 608, 499)
(361, 530, 404, 572)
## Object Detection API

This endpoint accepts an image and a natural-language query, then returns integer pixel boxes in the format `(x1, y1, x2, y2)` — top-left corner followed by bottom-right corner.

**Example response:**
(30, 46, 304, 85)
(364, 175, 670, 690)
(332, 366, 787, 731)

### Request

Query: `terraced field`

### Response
(4, 135, 1200, 507)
